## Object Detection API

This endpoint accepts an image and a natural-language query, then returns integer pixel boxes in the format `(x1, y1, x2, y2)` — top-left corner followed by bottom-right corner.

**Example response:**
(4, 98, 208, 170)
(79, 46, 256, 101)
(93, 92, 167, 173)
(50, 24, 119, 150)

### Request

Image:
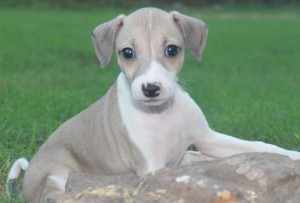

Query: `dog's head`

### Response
(92, 8, 208, 106)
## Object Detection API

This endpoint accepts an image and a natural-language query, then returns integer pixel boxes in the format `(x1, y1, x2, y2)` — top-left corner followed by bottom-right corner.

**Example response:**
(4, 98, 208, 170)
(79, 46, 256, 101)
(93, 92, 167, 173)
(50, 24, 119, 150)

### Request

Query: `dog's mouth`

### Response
(140, 98, 166, 106)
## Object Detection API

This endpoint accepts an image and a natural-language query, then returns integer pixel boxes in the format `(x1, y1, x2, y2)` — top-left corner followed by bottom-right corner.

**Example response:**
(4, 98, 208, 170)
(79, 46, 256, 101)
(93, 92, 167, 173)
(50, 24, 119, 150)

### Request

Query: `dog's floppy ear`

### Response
(171, 11, 208, 60)
(92, 15, 125, 68)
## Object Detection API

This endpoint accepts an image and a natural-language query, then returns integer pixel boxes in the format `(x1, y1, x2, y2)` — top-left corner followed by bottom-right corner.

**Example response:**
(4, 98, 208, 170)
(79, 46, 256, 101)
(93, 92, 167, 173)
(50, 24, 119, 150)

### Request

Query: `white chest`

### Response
(117, 73, 194, 173)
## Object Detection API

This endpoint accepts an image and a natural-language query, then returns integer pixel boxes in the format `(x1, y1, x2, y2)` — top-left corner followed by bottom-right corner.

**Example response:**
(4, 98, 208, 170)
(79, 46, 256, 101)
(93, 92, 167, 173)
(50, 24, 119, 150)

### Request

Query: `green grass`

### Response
(1, 7, 300, 200)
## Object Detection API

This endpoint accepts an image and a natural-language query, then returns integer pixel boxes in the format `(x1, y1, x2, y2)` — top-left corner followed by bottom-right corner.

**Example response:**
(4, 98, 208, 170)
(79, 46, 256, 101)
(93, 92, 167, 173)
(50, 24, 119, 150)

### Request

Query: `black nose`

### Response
(142, 83, 161, 98)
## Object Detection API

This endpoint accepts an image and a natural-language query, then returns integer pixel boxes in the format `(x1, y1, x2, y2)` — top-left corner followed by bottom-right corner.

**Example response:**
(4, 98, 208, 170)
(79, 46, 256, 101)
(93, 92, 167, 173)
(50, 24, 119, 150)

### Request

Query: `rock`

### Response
(51, 152, 300, 203)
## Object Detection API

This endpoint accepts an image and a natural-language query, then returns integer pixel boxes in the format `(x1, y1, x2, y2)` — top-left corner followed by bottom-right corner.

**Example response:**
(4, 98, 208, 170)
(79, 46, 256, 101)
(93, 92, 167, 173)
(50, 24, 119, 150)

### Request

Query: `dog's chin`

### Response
(140, 99, 167, 107)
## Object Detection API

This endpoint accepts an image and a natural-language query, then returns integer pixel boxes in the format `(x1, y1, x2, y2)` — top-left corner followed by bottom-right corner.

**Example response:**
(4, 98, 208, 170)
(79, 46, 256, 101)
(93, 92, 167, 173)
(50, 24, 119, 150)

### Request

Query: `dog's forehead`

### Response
(118, 8, 182, 42)
(126, 7, 169, 22)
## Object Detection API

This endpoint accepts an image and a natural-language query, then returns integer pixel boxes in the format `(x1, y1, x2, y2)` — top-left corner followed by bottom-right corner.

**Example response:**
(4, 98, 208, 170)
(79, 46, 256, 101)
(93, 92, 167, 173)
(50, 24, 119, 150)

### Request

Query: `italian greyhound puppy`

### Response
(7, 7, 300, 202)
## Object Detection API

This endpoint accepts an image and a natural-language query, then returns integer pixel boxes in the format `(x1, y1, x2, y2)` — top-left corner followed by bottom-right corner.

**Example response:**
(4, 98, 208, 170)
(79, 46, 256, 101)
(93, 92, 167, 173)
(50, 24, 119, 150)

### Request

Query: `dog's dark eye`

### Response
(121, 48, 135, 59)
(165, 45, 179, 57)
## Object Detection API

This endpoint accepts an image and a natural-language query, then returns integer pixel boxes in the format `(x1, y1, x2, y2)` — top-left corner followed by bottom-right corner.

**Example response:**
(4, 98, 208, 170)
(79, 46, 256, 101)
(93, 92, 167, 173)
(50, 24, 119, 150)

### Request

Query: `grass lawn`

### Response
(1, 7, 300, 199)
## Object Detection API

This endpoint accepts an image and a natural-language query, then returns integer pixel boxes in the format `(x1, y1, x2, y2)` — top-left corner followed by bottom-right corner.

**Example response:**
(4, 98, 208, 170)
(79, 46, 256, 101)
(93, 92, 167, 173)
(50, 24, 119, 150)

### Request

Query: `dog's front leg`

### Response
(194, 129, 300, 160)
(186, 100, 300, 160)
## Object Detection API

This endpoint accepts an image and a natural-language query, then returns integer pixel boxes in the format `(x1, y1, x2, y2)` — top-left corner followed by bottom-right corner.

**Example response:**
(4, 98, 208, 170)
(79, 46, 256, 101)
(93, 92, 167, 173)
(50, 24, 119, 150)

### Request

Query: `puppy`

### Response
(7, 7, 300, 202)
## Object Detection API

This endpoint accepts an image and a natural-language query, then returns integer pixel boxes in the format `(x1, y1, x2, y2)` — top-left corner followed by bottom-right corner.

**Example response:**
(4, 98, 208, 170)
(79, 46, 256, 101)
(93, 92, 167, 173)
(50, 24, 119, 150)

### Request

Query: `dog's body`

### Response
(7, 8, 300, 202)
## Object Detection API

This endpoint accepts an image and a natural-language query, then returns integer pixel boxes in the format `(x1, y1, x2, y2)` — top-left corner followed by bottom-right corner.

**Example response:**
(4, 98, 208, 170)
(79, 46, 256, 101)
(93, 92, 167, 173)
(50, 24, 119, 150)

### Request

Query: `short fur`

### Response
(7, 8, 300, 203)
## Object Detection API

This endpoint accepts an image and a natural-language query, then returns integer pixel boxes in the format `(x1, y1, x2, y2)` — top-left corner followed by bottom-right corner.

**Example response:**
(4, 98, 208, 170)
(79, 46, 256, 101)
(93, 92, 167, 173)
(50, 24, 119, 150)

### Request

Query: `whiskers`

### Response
(177, 78, 194, 94)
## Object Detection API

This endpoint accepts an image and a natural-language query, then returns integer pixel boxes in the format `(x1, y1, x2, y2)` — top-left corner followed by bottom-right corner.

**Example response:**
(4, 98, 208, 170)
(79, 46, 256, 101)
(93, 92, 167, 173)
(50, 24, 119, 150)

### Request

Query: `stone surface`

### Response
(51, 152, 300, 203)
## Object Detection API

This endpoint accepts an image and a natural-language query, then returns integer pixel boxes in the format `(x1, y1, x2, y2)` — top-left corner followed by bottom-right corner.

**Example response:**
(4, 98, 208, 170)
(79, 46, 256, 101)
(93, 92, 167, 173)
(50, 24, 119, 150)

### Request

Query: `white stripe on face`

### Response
(131, 59, 177, 106)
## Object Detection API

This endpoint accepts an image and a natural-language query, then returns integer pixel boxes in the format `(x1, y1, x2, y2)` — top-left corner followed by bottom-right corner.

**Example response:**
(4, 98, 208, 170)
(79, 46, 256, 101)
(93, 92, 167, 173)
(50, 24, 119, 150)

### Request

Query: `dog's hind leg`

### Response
(39, 173, 69, 201)
(23, 167, 69, 203)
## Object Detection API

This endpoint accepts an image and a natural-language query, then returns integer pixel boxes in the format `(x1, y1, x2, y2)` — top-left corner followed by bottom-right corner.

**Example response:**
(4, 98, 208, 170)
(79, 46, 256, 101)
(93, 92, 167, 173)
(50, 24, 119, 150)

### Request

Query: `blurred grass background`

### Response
(1, 0, 300, 200)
